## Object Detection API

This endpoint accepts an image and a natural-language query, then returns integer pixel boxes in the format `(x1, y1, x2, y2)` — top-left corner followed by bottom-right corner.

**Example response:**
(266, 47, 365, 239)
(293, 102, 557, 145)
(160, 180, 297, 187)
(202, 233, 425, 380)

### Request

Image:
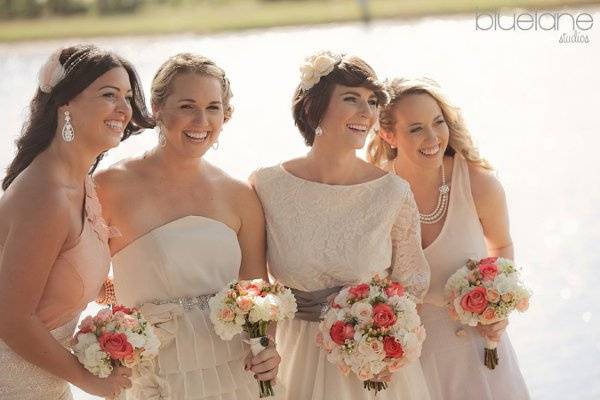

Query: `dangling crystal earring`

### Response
(62, 110, 75, 142)
(212, 140, 220, 150)
(315, 126, 323, 137)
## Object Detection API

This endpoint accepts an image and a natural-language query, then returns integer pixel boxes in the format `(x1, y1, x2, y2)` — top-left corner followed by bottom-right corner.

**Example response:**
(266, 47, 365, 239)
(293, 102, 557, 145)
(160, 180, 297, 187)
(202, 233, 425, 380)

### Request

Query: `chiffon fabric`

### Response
(112, 216, 259, 400)
(252, 165, 431, 400)
(408, 154, 530, 400)
(0, 176, 114, 399)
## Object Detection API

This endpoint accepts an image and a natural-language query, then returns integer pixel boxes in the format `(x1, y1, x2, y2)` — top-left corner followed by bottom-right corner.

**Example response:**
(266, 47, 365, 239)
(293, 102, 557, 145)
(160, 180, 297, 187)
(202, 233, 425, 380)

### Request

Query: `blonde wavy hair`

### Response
(367, 77, 492, 170)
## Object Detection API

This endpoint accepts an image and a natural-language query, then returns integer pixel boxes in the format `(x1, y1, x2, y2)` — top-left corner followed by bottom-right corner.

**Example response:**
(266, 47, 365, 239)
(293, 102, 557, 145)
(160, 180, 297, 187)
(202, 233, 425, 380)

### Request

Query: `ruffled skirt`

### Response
(276, 318, 431, 400)
(127, 303, 259, 400)
(419, 304, 530, 400)
(0, 317, 78, 400)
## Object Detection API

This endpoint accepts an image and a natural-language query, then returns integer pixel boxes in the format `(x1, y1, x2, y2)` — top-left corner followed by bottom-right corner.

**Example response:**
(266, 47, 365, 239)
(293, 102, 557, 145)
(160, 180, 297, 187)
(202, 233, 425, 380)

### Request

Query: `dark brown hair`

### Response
(2, 44, 154, 191)
(292, 52, 388, 146)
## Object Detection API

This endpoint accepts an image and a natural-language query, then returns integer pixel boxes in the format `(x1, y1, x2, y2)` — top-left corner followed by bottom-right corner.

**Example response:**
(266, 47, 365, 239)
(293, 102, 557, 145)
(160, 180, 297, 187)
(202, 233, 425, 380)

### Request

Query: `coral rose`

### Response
(372, 303, 397, 328)
(460, 287, 488, 314)
(99, 332, 134, 360)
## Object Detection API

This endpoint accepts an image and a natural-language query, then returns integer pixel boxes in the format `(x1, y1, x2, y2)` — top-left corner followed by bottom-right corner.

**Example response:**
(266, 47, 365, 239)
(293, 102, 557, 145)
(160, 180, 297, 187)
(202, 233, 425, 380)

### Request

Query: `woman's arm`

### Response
(236, 182, 268, 281)
(0, 188, 130, 397)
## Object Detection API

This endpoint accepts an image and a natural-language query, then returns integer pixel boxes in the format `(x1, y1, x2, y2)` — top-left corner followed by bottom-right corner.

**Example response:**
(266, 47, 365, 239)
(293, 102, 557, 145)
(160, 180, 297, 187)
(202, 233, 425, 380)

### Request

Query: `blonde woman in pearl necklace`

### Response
(367, 77, 530, 400)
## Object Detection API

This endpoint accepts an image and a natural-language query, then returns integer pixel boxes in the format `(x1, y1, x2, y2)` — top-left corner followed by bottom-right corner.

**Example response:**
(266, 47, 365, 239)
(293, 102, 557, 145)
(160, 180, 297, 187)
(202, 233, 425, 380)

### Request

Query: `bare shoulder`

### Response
(0, 175, 72, 237)
(208, 163, 258, 203)
(94, 156, 147, 189)
(467, 162, 505, 208)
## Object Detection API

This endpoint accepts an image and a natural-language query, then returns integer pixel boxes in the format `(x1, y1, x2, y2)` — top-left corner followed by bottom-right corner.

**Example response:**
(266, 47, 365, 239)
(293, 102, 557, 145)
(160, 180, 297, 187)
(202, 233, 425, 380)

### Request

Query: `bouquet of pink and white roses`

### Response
(316, 275, 426, 394)
(209, 279, 297, 398)
(70, 305, 160, 384)
(445, 257, 531, 369)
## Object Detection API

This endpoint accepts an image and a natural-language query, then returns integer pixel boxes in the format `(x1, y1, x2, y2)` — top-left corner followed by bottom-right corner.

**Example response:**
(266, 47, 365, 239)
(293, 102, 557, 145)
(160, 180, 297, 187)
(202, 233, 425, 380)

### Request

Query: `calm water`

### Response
(1, 8, 599, 399)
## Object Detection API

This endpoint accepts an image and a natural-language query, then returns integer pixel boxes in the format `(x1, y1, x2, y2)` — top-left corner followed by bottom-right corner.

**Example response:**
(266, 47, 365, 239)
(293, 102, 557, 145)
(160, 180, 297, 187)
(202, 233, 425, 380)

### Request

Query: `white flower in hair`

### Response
(38, 49, 66, 93)
(299, 52, 338, 91)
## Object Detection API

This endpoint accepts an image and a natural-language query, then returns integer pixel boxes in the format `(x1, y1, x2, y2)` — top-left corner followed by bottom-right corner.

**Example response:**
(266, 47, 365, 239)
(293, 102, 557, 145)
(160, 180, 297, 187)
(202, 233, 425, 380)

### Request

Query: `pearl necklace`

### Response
(392, 161, 450, 225)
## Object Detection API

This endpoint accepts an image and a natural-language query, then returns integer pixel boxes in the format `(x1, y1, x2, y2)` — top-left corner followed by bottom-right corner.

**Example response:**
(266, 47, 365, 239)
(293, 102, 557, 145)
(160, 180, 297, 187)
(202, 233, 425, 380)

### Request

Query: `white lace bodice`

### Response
(252, 165, 430, 301)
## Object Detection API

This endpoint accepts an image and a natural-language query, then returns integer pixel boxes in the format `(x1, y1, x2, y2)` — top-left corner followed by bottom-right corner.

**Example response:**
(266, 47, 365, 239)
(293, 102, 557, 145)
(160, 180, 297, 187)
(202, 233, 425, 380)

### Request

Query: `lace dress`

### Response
(252, 165, 431, 400)
(0, 176, 114, 400)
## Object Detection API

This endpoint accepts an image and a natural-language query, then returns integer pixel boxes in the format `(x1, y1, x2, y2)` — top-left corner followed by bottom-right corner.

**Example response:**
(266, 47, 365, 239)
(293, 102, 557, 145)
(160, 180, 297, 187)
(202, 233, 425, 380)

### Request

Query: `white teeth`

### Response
(420, 145, 440, 156)
(347, 123, 368, 132)
(105, 120, 123, 131)
(184, 131, 208, 140)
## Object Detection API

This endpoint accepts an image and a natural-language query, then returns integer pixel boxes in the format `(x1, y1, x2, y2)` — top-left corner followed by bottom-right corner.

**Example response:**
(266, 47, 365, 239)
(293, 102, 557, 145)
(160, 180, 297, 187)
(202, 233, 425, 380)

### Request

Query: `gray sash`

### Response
(291, 286, 343, 322)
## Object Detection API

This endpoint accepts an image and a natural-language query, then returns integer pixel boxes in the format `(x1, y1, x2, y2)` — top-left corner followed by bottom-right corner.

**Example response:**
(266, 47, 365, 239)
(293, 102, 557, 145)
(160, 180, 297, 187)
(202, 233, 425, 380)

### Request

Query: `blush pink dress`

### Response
(0, 176, 115, 400)
(414, 155, 530, 400)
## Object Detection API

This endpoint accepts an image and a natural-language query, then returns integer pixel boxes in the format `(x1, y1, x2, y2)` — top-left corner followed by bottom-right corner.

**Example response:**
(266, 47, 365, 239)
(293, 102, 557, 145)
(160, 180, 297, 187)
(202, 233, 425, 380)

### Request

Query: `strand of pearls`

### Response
(392, 161, 450, 224)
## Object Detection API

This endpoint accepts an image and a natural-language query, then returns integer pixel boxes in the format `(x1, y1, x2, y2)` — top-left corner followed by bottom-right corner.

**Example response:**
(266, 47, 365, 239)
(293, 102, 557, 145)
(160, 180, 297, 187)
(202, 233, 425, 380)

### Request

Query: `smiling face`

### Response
(61, 66, 133, 151)
(382, 93, 449, 168)
(318, 84, 379, 150)
(154, 73, 225, 158)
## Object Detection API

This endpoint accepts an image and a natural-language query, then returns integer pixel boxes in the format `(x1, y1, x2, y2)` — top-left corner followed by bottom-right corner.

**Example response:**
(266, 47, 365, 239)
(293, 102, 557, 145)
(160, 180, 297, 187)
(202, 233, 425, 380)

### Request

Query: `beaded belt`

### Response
(290, 286, 342, 322)
(145, 294, 214, 311)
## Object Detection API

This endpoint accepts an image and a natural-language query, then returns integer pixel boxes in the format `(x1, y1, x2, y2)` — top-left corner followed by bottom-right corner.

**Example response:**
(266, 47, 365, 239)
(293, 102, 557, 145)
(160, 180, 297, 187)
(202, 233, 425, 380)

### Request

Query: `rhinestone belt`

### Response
(146, 294, 214, 311)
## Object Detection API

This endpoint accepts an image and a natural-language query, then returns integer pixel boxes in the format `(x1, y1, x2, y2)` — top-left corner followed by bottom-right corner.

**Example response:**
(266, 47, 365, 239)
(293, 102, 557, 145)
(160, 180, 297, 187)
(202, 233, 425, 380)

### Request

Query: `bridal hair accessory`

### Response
(38, 49, 66, 94)
(299, 52, 339, 91)
(62, 110, 75, 142)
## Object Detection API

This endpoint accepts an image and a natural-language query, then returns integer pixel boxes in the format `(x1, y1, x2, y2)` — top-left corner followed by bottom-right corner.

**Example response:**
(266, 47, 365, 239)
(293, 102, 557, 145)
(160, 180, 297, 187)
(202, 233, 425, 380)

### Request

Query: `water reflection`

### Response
(1, 9, 600, 399)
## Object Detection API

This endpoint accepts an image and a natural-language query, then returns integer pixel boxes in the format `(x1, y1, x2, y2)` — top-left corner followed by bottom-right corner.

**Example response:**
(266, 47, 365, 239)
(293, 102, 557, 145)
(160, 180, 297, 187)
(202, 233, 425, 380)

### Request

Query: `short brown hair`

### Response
(292, 52, 388, 146)
(151, 53, 233, 122)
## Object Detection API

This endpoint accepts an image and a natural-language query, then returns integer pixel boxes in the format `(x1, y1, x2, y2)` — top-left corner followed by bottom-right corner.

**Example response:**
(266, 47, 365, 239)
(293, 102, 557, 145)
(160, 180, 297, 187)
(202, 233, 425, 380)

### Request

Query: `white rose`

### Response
(125, 331, 146, 349)
(312, 54, 336, 75)
(350, 302, 373, 324)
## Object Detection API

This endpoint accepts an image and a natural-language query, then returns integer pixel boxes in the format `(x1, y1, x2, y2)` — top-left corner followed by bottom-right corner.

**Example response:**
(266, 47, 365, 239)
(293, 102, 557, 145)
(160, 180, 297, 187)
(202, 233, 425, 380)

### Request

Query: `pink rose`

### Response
(460, 287, 488, 314)
(384, 282, 405, 297)
(245, 284, 262, 296)
(486, 289, 500, 303)
(516, 297, 529, 312)
(501, 293, 514, 302)
(78, 316, 94, 334)
(93, 308, 113, 325)
(99, 332, 134, 360)
(372, 303, 397, 328)
(330, 321, 355, 345)
(479, 257, 498, 265)
(349, 283, 370, 299)
(236, 296, 254, 313)
(482, 307, 497, 321)
(478, 263, 498, 281)
(218, 307, 236, 322)
(112, 304, 133, 315)
(383, 336, 404, 359)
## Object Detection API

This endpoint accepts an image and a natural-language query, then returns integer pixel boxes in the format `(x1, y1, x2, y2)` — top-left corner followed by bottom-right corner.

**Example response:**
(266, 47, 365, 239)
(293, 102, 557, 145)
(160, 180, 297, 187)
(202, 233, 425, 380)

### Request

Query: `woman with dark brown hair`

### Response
(251, 52, 431, 400)
(0, 44, 153, 399)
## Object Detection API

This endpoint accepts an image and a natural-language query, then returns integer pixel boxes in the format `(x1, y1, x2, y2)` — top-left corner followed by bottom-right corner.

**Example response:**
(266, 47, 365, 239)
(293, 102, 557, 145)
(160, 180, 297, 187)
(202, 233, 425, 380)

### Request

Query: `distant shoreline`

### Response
(1, 0, 599, 43)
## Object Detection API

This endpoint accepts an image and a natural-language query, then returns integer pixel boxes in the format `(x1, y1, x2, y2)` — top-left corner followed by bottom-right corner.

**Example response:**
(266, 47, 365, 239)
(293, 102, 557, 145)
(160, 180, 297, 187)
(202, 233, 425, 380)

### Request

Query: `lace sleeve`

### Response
(389, 189, 430, 303)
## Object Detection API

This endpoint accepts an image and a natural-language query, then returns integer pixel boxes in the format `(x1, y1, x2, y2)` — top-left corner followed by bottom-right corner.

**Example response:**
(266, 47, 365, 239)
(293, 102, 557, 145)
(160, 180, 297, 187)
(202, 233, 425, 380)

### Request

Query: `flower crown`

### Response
(38, 49, 66, 94)
(299, 52, 340, 91)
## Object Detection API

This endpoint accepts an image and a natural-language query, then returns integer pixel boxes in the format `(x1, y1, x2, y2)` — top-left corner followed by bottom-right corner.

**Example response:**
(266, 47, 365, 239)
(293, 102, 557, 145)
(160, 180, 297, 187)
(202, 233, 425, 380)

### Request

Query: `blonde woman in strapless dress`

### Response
(368, 77, 530, 400)
(0, 45, 153, 400)
(95, 53, 280, 400)
(252, 52, 431, 400)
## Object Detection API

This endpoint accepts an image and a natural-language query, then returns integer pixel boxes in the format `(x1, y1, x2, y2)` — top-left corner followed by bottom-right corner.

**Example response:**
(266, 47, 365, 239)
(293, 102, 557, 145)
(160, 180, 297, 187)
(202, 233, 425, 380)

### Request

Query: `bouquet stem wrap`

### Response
(484, 338, 499, 370)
